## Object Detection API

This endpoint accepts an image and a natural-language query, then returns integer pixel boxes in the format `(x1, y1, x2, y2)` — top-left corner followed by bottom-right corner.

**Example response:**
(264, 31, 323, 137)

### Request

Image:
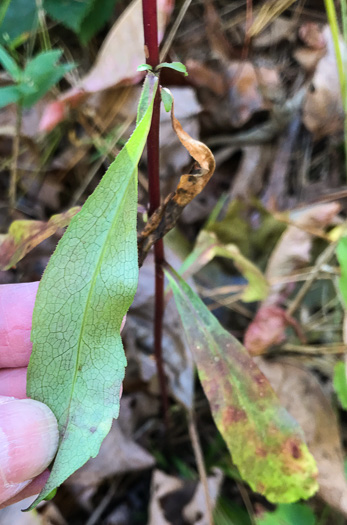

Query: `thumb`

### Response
(0, 396, 58, 505)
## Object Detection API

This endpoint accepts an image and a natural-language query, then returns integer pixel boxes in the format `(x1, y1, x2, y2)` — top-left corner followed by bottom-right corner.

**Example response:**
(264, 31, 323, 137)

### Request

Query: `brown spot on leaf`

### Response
(223, 406, 247, 425)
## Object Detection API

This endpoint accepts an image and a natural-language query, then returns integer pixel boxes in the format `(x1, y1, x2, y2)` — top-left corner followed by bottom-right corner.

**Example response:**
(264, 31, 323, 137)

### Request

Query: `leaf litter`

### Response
(3, 0, 347, 523)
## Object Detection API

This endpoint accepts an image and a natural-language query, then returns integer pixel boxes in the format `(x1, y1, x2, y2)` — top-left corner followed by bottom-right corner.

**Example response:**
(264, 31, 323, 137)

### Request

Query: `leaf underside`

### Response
(166, 268, 318, 503)
(26, 74, 158, 509)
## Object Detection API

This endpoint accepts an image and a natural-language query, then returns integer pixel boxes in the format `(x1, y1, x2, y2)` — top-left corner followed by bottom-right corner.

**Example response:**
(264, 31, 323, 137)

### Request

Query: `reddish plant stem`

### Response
(142, 0, 169, 425)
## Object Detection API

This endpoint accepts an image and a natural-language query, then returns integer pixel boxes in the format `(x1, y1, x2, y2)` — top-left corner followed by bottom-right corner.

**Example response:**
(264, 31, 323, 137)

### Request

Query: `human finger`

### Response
(0, 396, 58, 506)
(0, 282, 38, 368)
(0, 369, 27, 399)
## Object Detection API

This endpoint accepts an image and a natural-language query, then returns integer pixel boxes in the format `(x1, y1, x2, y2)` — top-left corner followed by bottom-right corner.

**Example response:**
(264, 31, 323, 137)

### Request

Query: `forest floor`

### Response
(1, 0, 347, 524)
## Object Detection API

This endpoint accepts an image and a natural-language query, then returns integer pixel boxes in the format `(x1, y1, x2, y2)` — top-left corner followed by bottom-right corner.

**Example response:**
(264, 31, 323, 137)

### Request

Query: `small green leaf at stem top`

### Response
(160, 87, 173, 112)
(156, 61, 188, 76)
(165, 265, 318, 504)
(137, 63, 153, 72)
(26, 73, 158, 509)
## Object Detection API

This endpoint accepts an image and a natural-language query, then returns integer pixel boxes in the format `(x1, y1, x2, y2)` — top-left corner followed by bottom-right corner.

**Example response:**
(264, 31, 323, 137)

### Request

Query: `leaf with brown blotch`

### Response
(0, 207, 80, 271)
(165, 266, 318, 504)
(138, 99, 215, 265)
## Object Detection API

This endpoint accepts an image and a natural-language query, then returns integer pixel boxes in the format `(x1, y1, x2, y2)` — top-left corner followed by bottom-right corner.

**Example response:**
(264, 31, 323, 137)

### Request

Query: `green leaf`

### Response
(333, 361, 347, 410)
(44, 0, 95, 32)
(0, 84, 21, 108)
(156, 61, 188, 76)
(79, 0, 118, 44)
(20, 50, 74, 108)
(0, 0, 38, 45)
(137, 63, 153, 72)
(165, 267, 318, 503)
(257, 503, 316, 525)
(0, 44, 21, 80)
(160, 87, 173, 112)
(337, 236, 347, 307)
(26, 73, 158, 509)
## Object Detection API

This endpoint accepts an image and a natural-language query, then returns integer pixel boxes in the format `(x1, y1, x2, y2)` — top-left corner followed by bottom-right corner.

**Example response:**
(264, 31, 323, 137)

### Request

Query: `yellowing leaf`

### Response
(180, 230, 269, 302)
(165, 267, 318, 503)
(26, 74, 158, 508)
(0, 207, 80, 271)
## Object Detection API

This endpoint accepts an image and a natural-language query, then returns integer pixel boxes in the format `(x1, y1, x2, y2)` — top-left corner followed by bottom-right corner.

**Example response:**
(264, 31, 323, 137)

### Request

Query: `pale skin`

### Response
(0, 282, 59, 508)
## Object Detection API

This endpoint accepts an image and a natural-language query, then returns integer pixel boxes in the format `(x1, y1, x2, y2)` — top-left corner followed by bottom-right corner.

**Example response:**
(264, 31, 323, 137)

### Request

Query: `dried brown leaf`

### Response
(303, 26, 346, 139)
(0, 207, 80, 271)
(258, 360, 347, 517)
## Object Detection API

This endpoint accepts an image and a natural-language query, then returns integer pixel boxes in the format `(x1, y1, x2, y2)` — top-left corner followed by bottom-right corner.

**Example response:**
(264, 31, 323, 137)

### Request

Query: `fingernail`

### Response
(0, 397, 58, 485)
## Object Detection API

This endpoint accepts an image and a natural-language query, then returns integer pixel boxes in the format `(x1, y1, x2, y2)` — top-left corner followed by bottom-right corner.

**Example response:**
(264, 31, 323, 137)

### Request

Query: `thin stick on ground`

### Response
(188, 410, 214, 525)
(142, 0, 169, 426)
(9, 104, 22, 210)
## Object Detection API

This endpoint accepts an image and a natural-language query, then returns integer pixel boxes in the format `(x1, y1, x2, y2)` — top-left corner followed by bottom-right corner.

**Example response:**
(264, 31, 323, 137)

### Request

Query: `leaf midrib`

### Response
(62, 167, 136, 436)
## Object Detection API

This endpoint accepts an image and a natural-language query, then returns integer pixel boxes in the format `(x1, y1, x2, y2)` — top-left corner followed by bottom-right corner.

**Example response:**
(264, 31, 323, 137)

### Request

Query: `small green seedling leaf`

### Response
(156, 61, 188, 76)
(0, 85, 22, 108)
(160, 87, 173, 112)
(0, 44, 22, 80)
(26, 73, 158, 509)
(20, 49, 74, 108)
(257, 503, 316, 525)
(137, 63, 153, 72)
(333, 361, 347, 410)
(165, 267, 318, 503)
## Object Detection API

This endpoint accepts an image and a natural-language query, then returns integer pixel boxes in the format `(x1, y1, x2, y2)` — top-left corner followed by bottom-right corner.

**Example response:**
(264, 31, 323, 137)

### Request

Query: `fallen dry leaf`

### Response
(258, 359, 347, 517)
(182, 468, 223, 525)
(303, 25, 346, 139)
(148, 468, 223, 525)
(227, 62, 281, 127)
(39, 0, 174, 131)
(245, 202, 341, 354)
(0, 207, 80, 271)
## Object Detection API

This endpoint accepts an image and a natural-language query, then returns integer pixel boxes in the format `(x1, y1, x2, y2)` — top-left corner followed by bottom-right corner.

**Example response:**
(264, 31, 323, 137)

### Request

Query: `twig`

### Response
(287, 241, 337, 316)
(159, 0, 193, 61)
(188, 410, 214, 525)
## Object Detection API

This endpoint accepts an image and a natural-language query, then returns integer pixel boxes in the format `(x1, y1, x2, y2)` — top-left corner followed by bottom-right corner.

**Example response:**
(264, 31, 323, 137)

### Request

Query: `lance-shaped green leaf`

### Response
(26, 73, 158, 509)
(165, 267, 318, 503)
(0, 207, 80, 270)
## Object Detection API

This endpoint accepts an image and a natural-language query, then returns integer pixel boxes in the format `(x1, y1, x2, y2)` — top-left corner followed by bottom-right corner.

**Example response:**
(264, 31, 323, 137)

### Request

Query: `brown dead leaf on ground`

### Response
(227, 62, 281, 127)
(245, 202, 341, 354)
(148, 468, 223, 525)
(0, 207, 80, 270)
(258, 359, 347, 517)
(303, 25, 345, 139)
(39, 0, 174, 131)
